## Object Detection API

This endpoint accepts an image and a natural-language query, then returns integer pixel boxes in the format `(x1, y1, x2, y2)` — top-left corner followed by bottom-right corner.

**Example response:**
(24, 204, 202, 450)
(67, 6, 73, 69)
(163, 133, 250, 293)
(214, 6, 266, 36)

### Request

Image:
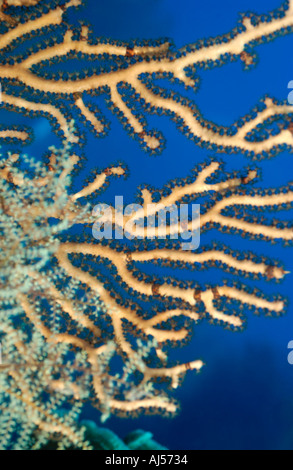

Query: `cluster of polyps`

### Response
(0, 0, 293, 155)
(0, 0, 292, 421)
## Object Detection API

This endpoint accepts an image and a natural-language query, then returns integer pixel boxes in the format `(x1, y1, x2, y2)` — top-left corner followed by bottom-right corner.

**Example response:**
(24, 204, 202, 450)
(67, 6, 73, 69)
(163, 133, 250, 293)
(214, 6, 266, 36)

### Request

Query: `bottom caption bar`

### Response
(103, 452, 192, 467)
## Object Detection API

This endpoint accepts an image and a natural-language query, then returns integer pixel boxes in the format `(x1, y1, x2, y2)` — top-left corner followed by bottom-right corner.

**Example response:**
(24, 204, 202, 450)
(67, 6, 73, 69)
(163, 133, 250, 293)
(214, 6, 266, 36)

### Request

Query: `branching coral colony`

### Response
(1, 0, 293, 449)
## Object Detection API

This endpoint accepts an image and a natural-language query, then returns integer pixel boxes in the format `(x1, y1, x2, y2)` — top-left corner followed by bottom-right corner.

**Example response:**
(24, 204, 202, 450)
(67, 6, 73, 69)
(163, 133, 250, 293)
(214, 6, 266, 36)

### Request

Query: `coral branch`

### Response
(0, 0, 293, 156)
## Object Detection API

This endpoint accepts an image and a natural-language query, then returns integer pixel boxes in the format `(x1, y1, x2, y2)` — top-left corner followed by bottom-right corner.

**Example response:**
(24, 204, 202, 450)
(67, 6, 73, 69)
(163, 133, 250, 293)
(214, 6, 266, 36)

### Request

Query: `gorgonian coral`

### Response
(0, 0, 293, 450)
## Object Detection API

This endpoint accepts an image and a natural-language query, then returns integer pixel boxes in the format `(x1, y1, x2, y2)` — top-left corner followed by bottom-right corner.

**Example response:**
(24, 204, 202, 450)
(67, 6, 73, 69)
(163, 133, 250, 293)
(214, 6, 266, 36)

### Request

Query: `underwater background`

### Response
(1, 0, 293, 450)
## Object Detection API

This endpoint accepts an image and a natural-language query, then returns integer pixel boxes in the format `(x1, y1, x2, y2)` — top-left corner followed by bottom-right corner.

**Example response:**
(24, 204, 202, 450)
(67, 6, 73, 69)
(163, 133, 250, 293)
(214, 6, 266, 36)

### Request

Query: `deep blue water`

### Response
(2, 0, 293, 450)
